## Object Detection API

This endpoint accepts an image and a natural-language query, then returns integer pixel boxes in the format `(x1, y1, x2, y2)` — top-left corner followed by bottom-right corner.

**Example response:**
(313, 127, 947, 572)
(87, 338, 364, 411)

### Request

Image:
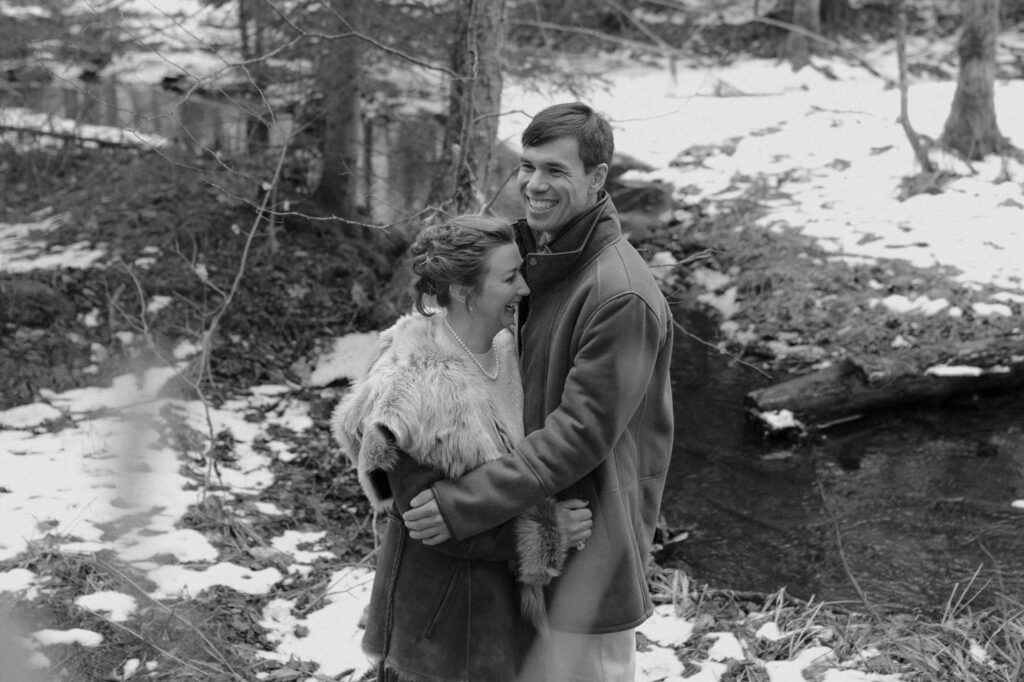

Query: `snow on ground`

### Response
(500, 53, 1024, 298)
(3, 24, 1024, 681)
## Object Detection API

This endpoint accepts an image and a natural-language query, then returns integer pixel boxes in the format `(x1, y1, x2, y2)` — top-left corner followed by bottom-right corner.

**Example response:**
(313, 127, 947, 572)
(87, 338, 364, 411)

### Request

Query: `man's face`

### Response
(517, 136, 607, 235)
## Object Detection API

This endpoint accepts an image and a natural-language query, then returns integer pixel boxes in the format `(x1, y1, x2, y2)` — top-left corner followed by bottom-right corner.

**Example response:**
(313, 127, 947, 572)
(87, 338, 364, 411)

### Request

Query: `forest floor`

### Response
(2, 132, 1023, 680)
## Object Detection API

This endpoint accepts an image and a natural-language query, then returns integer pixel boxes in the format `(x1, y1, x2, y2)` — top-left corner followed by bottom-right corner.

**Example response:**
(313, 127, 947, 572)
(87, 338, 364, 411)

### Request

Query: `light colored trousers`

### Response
(519, 628, 636, 682)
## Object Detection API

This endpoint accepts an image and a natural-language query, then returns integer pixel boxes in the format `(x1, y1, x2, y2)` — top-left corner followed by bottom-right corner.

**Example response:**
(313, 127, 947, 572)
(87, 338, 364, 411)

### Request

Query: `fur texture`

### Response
(515, 497, 569, 632)
(331, 313, 506, 508)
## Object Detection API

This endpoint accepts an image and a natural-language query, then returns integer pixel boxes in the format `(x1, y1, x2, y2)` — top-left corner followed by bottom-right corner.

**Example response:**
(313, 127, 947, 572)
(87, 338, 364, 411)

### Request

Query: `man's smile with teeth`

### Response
(528, 197, 557, 211)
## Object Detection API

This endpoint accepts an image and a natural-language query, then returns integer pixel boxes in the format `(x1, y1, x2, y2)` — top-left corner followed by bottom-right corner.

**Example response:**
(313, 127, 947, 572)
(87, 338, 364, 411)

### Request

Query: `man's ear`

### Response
(590, 163, 609, 194)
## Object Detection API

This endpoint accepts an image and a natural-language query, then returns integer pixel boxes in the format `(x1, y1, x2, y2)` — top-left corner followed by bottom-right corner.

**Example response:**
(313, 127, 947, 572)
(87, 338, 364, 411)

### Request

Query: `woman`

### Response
(331, 215, 592, 682)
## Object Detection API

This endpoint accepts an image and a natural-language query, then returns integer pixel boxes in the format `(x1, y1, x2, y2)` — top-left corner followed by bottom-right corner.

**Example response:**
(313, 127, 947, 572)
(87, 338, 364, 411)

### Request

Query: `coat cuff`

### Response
(357, 424, 400, 510)
(514, 498, 568, 586)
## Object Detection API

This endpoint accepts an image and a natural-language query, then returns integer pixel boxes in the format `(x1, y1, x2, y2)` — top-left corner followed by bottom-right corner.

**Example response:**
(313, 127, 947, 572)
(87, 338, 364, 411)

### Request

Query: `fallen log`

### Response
(745, 337, 1024, 430)
(0, 124, 162, 150)
(0, 277, 71, 327)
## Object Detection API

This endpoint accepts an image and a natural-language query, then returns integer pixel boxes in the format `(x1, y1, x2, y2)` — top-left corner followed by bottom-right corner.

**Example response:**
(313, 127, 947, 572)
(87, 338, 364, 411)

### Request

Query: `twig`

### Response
(672, 319, 772, 379)
(83, 610, 233, 678)
(88, 558, 247, 679)
(894, 0, 936, 173)
(813, 474, 881, 621)
(510, 19, 686, 56)
(192, 139, 291, 384)
(264, 0, 458, 77)
(751, 16, 895, 86)
(481, 166, 518, 215)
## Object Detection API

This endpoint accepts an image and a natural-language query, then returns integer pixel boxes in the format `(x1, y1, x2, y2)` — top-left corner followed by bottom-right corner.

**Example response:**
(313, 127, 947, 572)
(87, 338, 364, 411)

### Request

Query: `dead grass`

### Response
(0, 543, 266, 680)
(648, 563, 1024, 681)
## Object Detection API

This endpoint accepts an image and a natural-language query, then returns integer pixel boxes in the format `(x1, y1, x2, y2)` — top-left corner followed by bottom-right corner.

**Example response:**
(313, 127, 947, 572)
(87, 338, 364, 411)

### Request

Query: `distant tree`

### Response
(941, 0, 1007, 159)
(428, 0, 508, 216)
(237, 0, 270, 148)
(784, 0, 822, 70)
(312, 0, 365, 219)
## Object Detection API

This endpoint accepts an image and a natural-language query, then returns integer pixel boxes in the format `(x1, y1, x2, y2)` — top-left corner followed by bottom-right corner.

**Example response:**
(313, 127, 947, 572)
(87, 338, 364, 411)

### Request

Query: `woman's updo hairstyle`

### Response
(409, 215, 515, 316)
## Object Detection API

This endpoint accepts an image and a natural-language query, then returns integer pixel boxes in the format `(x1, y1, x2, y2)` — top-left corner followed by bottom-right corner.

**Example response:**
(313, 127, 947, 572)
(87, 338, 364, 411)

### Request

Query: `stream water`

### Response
(662, 306, 1024, 615)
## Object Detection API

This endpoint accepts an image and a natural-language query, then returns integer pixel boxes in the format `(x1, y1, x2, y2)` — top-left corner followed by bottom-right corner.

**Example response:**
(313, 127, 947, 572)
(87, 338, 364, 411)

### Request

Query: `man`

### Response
(404, 102, 674, 681)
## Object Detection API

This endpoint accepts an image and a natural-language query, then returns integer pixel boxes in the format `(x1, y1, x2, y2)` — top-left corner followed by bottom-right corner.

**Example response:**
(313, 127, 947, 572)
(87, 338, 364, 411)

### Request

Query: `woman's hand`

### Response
(404, 489, 451, 545)
(556, 499, 592, 551)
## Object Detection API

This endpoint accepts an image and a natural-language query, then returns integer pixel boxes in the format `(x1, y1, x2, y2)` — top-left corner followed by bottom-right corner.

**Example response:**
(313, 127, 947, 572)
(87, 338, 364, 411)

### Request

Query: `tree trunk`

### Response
(313, 0, 363, 218)
(941, 0, 1006, 159)
(248, 0, 271, 149)
(785, 0, 821, 70)
(427, 0, 507, 217)
(819, 0, 852, 28)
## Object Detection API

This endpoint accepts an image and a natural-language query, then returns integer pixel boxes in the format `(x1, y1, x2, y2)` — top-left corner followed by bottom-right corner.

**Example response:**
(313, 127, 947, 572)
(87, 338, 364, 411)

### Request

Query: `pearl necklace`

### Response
(444, 318, 500, 381)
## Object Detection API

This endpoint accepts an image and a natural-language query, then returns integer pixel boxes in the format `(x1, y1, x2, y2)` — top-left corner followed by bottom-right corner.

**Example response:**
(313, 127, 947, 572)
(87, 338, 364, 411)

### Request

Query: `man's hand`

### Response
(556, 499, 592, 550)
(402, 489, 451, 545)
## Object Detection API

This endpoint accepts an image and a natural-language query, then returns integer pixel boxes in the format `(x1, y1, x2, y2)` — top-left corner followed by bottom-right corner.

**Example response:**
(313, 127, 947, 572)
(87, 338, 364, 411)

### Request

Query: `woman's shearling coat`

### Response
(331, 311, 567, 682)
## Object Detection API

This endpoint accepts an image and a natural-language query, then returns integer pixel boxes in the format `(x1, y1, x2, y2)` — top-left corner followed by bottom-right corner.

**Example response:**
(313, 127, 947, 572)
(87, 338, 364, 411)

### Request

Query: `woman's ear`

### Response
(448, 283, 468, 304)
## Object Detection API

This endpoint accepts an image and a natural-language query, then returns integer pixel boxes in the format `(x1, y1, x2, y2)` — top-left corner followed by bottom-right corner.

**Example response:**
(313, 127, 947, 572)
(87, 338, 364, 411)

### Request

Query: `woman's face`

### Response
(469, 243, 530, 334)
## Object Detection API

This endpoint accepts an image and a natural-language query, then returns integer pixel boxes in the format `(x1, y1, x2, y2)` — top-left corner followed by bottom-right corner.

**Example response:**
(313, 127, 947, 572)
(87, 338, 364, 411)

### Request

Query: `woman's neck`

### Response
(444, 308, 494, 353)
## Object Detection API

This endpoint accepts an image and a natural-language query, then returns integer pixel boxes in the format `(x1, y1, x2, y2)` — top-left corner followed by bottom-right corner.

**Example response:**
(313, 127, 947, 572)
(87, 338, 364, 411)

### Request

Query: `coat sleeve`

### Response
(431, 292, 668, 540)
(385, 448, 521, 562)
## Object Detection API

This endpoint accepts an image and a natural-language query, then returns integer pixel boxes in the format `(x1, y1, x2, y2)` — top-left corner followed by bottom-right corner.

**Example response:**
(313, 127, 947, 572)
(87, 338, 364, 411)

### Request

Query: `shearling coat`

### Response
(429, 193, 675, 634)
(331, 311, 567, 682)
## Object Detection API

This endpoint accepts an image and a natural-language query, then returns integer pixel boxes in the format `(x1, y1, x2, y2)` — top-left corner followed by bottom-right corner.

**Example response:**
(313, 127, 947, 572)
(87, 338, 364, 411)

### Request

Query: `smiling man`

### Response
(404, 102, 675, 681)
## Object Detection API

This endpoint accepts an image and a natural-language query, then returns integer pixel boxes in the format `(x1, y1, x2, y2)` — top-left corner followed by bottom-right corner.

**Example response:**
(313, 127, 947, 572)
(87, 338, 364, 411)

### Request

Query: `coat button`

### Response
(529, 257, 537, 266)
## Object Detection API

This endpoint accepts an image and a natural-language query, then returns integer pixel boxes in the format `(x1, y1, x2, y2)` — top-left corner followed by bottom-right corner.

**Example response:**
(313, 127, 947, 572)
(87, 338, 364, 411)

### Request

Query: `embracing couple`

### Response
(333, 102, 674, 682)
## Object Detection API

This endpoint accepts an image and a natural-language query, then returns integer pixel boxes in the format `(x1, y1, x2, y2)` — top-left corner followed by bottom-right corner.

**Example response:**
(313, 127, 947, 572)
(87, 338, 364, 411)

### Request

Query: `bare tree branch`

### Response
(264, 0, 459, 77)
(751, 16, 895, 86)
(895, 0, 936, 173)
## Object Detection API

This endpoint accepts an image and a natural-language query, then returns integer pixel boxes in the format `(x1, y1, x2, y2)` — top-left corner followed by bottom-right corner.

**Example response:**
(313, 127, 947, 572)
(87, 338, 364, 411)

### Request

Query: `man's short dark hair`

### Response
(521, 102, 614, 170)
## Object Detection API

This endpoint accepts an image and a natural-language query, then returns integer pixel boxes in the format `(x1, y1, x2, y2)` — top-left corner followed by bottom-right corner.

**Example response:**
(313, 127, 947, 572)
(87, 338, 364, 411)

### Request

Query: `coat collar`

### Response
(515, 191, 621, 290)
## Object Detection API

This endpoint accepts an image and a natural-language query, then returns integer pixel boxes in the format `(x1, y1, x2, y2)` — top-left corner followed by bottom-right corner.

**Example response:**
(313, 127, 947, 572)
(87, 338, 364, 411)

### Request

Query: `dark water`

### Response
(662, 306, 1024, 615)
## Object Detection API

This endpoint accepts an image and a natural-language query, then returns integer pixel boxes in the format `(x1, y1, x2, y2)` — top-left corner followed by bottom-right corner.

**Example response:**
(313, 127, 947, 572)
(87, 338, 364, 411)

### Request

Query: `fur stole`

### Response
(331, 312, 511, 506)
(330, 312, 568, 630)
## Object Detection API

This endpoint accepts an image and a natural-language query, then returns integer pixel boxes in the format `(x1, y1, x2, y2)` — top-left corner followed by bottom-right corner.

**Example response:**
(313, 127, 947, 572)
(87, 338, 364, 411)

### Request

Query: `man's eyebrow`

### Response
(520, 157, 569, 170)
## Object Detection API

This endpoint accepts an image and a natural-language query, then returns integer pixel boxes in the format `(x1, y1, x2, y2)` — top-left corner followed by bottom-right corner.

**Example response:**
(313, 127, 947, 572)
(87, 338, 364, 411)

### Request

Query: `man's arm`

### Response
(404, 292, 666, 542)
(386, 448, 520, 560)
